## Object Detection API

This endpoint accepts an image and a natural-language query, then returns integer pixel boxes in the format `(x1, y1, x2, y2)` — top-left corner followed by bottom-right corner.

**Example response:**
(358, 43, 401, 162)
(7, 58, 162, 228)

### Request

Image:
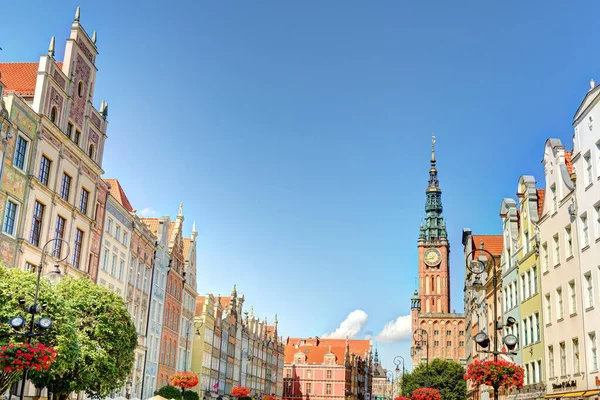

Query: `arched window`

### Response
(88, 143, 95, 159)
(50, 106, 57, 123)
(431, 276, 435, 292)
(78, 81, 84, 97)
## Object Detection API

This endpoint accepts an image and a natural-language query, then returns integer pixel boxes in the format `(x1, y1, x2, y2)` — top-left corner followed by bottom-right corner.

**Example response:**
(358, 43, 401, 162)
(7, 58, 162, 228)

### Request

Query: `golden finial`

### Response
(431, 134, 436, 163)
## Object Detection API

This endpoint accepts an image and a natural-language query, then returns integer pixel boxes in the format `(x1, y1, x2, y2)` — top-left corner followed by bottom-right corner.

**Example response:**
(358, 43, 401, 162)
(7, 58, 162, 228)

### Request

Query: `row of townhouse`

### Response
(463, 79, 600, 400)
(191, 288, 286, 400)
(0, 8, 199, 400)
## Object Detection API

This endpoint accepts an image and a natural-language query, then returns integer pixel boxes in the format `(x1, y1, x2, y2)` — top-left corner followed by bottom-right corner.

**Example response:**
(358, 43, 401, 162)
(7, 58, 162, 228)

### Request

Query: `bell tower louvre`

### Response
(410, 136, 466, 368)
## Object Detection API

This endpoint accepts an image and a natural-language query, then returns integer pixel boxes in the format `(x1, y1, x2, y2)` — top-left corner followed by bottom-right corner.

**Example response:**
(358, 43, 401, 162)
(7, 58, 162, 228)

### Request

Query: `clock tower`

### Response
(410, 136, 465, 368)
(417, 135, 450, 314)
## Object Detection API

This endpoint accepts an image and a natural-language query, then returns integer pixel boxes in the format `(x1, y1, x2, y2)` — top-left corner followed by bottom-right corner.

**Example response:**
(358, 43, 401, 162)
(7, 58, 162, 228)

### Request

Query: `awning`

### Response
(563, 392, 587, 398)
(584, 391, 600, 397)
(545, 391, 587, 399)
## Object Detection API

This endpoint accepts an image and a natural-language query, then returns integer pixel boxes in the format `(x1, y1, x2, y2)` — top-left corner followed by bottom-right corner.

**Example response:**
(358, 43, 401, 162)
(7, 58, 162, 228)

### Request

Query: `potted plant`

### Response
(231, 386, 251, 400)
(170, 371, 199, 396)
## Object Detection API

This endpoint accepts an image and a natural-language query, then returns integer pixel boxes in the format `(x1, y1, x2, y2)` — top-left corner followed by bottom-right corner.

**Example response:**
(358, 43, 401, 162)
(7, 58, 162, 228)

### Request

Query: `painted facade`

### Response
(572, 81, 600, 396)
(539, 139, 589, 399)
(179, 223, 199, 373)
(411, 138, 466, 368)
(0, 92, 33, 268)
(142, 216, 171, 398)
(283, 338, 372, 400)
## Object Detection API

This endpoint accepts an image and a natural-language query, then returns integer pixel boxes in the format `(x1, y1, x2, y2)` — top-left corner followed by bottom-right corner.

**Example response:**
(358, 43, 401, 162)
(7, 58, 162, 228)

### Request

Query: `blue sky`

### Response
(1, 0, 598, 371)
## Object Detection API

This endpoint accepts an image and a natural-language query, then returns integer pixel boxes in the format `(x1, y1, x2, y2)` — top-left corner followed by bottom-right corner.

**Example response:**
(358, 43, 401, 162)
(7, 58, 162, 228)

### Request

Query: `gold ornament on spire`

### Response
(431, 134, 436, 163)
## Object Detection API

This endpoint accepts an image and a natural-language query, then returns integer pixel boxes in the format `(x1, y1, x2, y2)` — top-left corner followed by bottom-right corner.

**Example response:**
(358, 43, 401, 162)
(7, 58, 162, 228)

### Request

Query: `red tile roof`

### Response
(103, 178, 134, 212)
(0, 62, 63, 96)
(536, 189, 545, 218)
(141, 218, 160, 235)
(284, 338, 371, 365)
(564, 151, 574, 174)
(470, 235, 503, 257)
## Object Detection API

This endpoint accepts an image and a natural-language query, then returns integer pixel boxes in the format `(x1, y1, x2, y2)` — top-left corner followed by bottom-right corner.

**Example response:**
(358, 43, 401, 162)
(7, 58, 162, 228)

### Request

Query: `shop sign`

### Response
(552, 380, 576, 391)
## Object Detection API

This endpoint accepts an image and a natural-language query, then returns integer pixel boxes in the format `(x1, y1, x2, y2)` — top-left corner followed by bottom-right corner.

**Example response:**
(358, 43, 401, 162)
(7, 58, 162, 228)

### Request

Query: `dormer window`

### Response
(78, 81, 84, 98)
(50, 106, 57, 123)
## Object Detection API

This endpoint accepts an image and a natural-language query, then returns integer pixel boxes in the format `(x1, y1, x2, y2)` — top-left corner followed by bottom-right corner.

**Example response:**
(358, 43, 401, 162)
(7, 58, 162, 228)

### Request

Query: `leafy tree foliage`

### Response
(28, 275, 138, 400)
(0, 266, 78, 397)
(401, 359, 466, 400)
(184, 390, 200, 400)
(156, 385, 183, 400)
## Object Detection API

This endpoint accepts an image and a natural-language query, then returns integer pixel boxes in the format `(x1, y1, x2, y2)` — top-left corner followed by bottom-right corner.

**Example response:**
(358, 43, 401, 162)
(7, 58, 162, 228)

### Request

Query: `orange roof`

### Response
(141, 218, 160, 235)
(284, 338, 371, 365)
(183, 238, 192, 258)
(103, 178, 134, 212)
(536, 189, 545, 218)
(471, 235, 503, 257)
(0, 62, 63, 96)
(564, 151, 573, 174)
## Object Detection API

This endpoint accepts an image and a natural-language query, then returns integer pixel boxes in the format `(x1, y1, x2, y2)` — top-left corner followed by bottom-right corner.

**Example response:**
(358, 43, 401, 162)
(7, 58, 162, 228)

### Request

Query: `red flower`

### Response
(169, 371, 199, 389)
(411, 388, 441, 400)
(464, 360, 524, 394)
(0, 343, 56, 373)
(231, 386, 251, 398)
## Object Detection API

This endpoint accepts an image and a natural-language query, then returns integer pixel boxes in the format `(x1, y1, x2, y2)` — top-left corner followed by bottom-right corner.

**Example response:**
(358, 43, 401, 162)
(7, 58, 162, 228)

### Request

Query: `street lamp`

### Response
(386, 371, 394, 400)
(125, 380, 132, 400)
(11, 238, 69, 400)
(412, 329, 429, 388)
(393, 356, 405, 396)
(465, 242, 520, 400)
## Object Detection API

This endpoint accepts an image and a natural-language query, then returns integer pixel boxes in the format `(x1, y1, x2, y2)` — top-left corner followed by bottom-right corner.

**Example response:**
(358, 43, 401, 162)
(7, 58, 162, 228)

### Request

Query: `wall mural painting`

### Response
(10, 102, 37, 138)
(91, 112, 101, 129)
(41, 129, 61, 149)
(52, 66, 66, 90)
(0, 240, 16, 267)
(69, 54, 91, 128)
(88, 128, 99, 143)
(77, 38, 94, 63)
(45, 86, 64, 120)
(2, 166, 26, 200)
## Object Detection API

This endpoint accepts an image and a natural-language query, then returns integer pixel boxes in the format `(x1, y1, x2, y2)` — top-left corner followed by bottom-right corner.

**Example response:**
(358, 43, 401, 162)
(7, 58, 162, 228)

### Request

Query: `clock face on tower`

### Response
(423, 248, 442, 267)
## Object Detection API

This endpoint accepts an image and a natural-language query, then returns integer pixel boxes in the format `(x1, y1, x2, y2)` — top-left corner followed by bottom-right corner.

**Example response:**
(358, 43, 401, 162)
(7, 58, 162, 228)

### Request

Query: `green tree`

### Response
(401, 359, 466, 400)
(29, 276, 138, 400)
(156, 385, 183, 400)
(183, 390, 200, 400)
(0, 266, 78, 397)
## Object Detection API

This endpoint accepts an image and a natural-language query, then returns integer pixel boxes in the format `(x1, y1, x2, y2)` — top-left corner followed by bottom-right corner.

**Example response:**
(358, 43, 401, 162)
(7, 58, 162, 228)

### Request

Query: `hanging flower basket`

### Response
(169, 371, 199, 389)
(0, 342, 57, 372)
(411, 388, 441, 400)
(395, 396, 410, 400)
(263, 394, 276, 400)
(231, 386, 251, 399)
(464, 360, 524, 393)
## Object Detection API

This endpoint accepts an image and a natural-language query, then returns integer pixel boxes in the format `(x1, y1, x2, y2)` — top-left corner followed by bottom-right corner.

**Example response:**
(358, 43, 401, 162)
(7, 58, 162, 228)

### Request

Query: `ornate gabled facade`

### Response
(179, 221, 199, 373)
(283, 338, 372, 400)
(371, 349, 389, 400)
(411, 137, 466, 367)
(0, 7, 109, 281)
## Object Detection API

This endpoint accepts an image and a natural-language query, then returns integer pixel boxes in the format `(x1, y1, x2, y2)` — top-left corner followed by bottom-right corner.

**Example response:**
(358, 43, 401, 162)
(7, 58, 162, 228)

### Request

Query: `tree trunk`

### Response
(58, 392, 70, 400)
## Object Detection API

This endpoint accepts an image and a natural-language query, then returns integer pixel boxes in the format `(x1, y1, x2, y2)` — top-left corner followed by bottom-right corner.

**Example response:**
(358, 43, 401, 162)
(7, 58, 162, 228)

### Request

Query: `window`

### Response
(545, 293, 552, 324)
(60, 173, 71, 201)
(553, 234, 560, 265)
(88, 144, 95, 159)
(531, 362, 537, 383)
(25, 262, 37, 273)
(107, 218, 113, 235)
(80, 188, 89, 214)
(534, 312, 540, 341)
(581, 214, 589, 248)
(446, 341, 452, 346)
(111, 254, 117, 276)
(537, 360, 542, 383)
(102, 248, 109, 271)
(326, 384, 332, 395)
(30, 201, 45, 246)
(525, 364, 530, 385)
(549, 345, 555, 378)
(66, 122, 73, 139)
(78, 81, 84, 97)
(119, 260, 125, 281)
(542, 243, 549, 272)
(557, 287, 564, 320)
(2, 199, 18, 236)
(13, 135, 29, 171)
(305, 383, 311, 394)
(459, 341, 465, 347)
(115, 225, 121, 242)
(551, 184, 557, 213)
(446, 330, 451, 335)
(39, 155, 51, 186)
(532, 266, 538, 294)
(53, 216, 66, 257)
(589, 332, 598, 371)
(565, 226, 573, 258)
(585, 272, 594, 309)
(529, 315, 534, 344)
(72, 229, 84, 268)
(524, 231, 530, 253)
(521, 274, 527, 301)
(560, 342, 567, 376)
(50, 106, 58, 123)
(569, 281, 577, 315)
(326, 370, 332, 379)
(123, 232, 128, 246)
(433, 330, 439, 335)
(74, 129, 81, 145)
(585, 152, 593, 186)
(306, 370, 311, 379)
(595, 204, 600, 240)
(573, 338, 580, 374)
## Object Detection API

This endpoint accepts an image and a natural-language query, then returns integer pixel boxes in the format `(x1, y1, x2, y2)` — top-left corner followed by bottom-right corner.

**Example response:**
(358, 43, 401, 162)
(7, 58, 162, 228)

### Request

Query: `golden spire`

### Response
(431, 134, 436, 163)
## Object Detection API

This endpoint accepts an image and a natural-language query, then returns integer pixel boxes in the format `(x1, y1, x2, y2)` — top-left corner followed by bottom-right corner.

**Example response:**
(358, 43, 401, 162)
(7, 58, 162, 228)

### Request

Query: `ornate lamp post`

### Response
(412, 329, 429, 388)
(393, 356, 404, 396)
(11, 238, 69, 400)
(465, 242, 519, 400)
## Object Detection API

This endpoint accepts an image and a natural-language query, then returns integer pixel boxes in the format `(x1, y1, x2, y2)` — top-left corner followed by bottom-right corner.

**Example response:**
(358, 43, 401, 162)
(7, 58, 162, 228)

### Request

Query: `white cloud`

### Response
(375, 315, 412, 343)
(322, 310, 368, 339)
(364, 330, 374, 340)
(138, 207, 159, 217)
